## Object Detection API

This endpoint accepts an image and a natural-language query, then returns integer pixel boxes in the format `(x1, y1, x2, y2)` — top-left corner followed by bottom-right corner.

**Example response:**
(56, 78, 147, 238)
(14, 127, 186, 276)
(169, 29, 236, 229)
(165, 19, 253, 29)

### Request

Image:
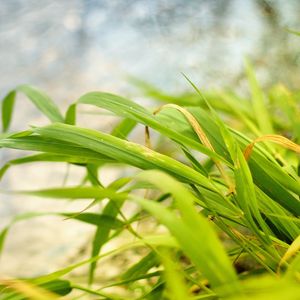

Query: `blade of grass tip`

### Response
(181, 73, 212, 110)
(181, 74, 242, 153)
(9, 186, 127, 201)
(244, 59, 273, 134)
(65, 103, 76, 125)
(244, 134, 300, 161)
(86, 164, 102, 186)
(1, 90, 16, 132)
(1, 85, 64, 132)
(16, 85, 64, 122)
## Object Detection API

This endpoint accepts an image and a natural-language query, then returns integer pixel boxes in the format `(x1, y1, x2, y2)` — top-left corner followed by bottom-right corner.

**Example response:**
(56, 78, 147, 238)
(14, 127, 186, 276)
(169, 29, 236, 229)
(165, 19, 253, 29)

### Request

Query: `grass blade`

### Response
(1, 85, 64, 132)
(244, 59, 273, 134)
(133, 170, 241, 296)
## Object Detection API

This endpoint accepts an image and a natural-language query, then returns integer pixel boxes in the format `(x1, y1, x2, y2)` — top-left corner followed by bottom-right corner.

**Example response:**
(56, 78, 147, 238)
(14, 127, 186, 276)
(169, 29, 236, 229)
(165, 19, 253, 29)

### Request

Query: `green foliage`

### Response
(0, 68, 300, 299)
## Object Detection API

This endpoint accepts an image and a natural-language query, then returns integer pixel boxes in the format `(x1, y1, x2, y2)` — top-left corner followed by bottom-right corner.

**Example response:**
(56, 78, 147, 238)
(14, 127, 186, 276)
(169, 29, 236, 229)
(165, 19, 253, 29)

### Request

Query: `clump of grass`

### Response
(0, 62, 300, 299)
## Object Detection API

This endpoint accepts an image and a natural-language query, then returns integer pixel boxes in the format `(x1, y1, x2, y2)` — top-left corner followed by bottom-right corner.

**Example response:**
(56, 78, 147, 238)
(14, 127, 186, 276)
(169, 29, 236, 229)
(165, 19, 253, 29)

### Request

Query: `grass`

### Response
(0, 62, 300, 299)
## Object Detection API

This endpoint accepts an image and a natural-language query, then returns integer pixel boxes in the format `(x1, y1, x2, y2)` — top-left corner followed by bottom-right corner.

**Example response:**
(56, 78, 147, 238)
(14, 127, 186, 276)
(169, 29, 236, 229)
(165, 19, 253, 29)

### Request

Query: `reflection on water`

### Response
(0, 0, 300, 277)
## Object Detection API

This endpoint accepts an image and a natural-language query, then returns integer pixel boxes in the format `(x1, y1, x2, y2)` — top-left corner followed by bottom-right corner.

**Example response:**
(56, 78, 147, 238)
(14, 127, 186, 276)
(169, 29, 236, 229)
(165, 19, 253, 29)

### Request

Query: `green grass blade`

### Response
(16, 85, 64, 123)
(65, 103, 76, 125)
(111, 118, 137, 139)
(88, 199, 124, 285)
(0, 135, 115, 165)
(76, 92, 227, 162)
(159, 249, 194, 300)
(61, 213, 125, 229)
(244, 59, 273, 134)
(31, 123, 218, 192)
(121, 251, 159, 280)
(1, 85, 64, 132)
(0, 227, 9, 256)
(133, 170, 241, 296)
(12, 186, 126, 201)
(1, 90, 16, 132)
(0, 153, 114, 181)
(88, 116, 162, 285)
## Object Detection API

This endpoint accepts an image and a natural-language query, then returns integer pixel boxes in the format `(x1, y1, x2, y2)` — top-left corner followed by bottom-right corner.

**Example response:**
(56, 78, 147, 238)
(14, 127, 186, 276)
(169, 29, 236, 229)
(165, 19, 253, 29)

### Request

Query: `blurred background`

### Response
(1, 0, 300, 277)
(1, 0, 300, 97)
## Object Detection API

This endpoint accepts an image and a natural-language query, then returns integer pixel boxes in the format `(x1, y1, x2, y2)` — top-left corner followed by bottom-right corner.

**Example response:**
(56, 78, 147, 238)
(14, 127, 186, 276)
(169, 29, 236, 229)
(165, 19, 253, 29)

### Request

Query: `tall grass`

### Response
(0, 62, 299, 299)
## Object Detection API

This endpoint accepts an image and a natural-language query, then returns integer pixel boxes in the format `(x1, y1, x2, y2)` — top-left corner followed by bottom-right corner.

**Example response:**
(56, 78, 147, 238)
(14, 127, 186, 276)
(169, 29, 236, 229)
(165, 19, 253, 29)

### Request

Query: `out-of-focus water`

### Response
(0, 0, 300, 277)
(1, 0, 300, 98)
